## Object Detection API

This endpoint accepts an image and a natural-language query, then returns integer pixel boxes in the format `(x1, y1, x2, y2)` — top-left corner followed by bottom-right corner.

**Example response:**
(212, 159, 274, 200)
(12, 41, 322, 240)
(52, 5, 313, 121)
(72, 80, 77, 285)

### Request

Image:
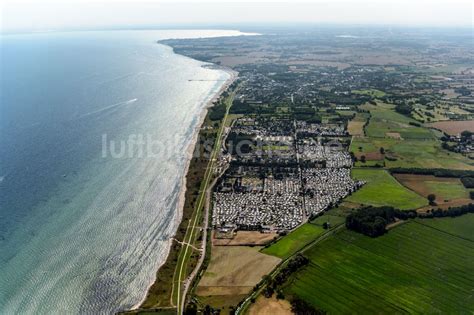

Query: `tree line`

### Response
(346, 204, 474, 237)
(389, 168, 474, 179)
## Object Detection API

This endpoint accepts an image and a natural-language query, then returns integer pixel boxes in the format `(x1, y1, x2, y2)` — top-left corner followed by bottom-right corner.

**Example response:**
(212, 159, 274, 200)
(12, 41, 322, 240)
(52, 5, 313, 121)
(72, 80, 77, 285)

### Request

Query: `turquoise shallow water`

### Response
(0, 30, 241, 313)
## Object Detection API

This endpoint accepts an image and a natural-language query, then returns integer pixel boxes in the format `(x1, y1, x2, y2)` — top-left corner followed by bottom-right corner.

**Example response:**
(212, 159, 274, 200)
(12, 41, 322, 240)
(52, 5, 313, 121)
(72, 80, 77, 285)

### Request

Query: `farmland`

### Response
(212, 231, 277, 246)
(197, 246, 280, 293)
(425, 181, 468, 199)
(381, 139, 474, 169)
(351, 89, 386, 98)
(394, 174, 471, 202)
(283, 219, 474, 314)
(196, 246, 280, 312)
(261, 223, 325, 259)
(412, 103, 473, 122)
(427, 120, 474, 135)
(349, 101, 474, 170)
(347, 112, 369, 136)
(365, 104, 435, 140)
(346, 169, 428, 210)
(418, 214, 474, 241)
(351, 137, 474, 170)
(350, 137, 379, 153)
(311, 214, 346, 227)
(161, 29, 474, 314)
(248, 296, 292, 315)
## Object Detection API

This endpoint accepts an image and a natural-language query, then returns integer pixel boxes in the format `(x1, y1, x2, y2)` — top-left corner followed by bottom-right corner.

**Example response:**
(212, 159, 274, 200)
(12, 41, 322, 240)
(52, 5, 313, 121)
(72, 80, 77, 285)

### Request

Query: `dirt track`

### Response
(213, 231, 277, 246)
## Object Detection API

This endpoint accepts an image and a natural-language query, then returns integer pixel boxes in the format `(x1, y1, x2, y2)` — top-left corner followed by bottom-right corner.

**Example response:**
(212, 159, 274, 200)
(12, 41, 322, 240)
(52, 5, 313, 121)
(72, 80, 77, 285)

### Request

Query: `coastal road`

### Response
(173, 87, 236, 315)
(179, 164, 228, 313)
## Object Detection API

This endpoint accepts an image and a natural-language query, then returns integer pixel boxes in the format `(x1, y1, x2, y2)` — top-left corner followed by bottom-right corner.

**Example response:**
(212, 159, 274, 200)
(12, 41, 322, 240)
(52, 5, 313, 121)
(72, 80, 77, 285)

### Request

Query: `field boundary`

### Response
(412, 220, 474, 243)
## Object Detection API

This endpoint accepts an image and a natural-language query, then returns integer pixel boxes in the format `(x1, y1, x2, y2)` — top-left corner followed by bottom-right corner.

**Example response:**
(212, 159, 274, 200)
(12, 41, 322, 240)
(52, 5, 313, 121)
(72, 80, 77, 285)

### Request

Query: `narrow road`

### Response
(174, 88, 236, 314)
(180, 163, 229, 313)
(171, 238, 202, 252)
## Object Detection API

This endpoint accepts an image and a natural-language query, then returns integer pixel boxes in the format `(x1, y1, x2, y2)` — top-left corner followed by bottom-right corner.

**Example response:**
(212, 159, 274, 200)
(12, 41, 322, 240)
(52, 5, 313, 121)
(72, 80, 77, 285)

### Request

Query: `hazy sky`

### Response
(1, 0, 473, 33)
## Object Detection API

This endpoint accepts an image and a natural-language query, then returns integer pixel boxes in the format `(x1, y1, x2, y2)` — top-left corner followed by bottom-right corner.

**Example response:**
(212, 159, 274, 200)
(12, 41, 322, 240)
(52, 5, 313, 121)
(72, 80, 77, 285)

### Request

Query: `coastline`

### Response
(131, 56, 237, 311)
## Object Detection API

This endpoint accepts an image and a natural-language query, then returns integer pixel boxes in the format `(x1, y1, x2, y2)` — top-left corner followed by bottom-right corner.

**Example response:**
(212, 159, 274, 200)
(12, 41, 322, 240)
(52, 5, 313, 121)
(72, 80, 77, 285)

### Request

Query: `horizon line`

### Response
(2, 22, 473, 36)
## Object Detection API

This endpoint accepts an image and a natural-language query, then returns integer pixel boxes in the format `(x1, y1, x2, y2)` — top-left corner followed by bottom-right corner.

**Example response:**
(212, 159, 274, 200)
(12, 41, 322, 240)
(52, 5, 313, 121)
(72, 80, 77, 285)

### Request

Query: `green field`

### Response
(349, 103, 474, 170)
(284, 219, 474, 313)
(365, 106, 434, 140)
(350, 137, 379, 153)
(311, 214, 346, 227)
(385, 139, 474, 169)
(417, 214, 474, 241)
(350, 137, 474, 170)
(261, 223, 324, 259)
(424, 180, 470, 200)
(352, 89, 386, 98)
(346, 169, 428, 210)
(335, 110, 356, 117)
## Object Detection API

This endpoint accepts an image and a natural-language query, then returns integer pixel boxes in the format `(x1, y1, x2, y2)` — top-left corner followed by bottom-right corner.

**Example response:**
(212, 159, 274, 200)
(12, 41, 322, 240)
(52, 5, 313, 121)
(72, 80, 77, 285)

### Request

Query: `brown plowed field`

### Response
(428, 120, 474, 135)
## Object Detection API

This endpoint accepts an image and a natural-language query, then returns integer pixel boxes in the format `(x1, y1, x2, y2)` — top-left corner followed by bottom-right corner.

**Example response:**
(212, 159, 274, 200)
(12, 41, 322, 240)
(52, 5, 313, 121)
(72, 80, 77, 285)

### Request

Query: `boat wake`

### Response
(75, 99, 138, 120)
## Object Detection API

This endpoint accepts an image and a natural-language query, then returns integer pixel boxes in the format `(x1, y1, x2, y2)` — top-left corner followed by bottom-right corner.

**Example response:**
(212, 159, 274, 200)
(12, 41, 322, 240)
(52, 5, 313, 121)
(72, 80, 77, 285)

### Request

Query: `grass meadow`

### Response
(418, 213, 474, 241)
(424, 180, 470, 200)
(365, 106, 434, 140)
(261, 223, 325, 259)
(346, 168, 428, 210)
(284, 219, 474, 313)
(393, 174, 471, 205)
(350, 137, 474, 170)
(349, 102, 474, 170)
(351, 89, 386, 98)
(311, 214, 346, 227)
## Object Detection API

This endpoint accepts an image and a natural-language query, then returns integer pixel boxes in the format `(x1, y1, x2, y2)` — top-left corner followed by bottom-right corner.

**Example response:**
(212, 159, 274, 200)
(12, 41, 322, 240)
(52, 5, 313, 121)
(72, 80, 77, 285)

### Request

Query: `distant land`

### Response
(130, 26, 474, 315)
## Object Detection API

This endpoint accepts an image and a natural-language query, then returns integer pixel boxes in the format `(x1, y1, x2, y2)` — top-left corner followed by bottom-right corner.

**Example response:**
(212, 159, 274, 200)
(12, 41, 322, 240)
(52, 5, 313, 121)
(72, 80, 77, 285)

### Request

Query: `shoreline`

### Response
(131, 56, 237, 311)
